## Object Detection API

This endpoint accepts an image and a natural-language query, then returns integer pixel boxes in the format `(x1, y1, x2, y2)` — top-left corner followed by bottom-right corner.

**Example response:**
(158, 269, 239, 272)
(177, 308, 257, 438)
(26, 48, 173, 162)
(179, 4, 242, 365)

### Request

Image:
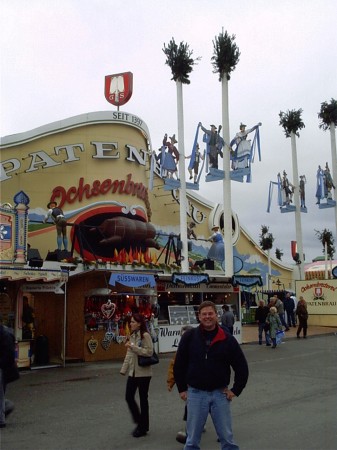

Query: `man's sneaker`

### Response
(176, 431, 187, 444)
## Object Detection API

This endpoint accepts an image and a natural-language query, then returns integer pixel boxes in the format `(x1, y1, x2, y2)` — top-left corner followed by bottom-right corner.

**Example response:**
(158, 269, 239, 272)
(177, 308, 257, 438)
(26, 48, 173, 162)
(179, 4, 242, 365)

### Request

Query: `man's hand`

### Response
(179, 391, 187, 401)
(223, 388, 236, 401)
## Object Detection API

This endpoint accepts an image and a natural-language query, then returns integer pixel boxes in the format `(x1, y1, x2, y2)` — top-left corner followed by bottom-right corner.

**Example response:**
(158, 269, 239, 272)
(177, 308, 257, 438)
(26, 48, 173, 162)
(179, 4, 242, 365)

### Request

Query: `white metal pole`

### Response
(329, 123, 337, 238)
(63, 282, 67, 368)
(291, 132, 304, 280)
(324, 241, 328, 279)
(267, 249, 271, 290)
(176, 81, 189, 272)
(222, 76, 233, 277)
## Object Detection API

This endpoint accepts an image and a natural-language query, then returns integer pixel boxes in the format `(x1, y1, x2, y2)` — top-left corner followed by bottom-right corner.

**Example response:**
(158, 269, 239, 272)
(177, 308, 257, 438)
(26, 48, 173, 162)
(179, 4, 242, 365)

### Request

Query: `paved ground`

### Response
(241, 323, 337, 344)
(1, 330, 336, 450)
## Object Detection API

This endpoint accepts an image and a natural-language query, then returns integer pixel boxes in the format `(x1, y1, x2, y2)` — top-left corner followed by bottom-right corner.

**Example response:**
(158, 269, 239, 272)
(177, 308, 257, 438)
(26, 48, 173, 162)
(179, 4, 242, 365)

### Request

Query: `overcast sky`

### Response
(1, 0, 336, 266)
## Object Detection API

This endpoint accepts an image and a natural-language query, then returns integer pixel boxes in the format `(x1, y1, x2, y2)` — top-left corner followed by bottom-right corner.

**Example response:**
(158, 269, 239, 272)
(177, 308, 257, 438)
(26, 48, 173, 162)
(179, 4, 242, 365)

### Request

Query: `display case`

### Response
(168, 304, 233, 326)
(168, 305, 199, 325)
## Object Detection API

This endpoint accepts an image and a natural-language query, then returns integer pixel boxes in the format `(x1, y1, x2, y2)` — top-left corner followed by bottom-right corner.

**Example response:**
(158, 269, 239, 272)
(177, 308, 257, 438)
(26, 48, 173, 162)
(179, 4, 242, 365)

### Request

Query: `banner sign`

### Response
(232, 275, 263, 287)
(21, 282, 65, 294)
(172, 273, 209, 286)
(109, 272, 156, 288)
(0, 267, 68, 282)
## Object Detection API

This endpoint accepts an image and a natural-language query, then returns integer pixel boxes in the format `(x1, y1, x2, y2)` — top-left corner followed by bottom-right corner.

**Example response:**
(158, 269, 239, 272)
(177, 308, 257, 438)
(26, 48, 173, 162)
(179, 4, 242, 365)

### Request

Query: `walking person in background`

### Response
(174, 301, 249, 450)
(265, 307, 282, 349)
(284, 292, 296, 328)
(274, 295, 289, 331)
(120, 313, 154, 438)
(296, 296, 309, 339)
(221, 304, 235, 335)
(255, 300, 271, 346)
(167, 325, 194, 445)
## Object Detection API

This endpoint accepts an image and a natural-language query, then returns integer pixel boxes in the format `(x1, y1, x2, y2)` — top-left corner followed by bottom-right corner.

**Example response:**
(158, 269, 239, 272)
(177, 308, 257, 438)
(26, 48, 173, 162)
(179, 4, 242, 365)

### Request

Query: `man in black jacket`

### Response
(174, 301, 249, 450)
(0, 324, 18, 428)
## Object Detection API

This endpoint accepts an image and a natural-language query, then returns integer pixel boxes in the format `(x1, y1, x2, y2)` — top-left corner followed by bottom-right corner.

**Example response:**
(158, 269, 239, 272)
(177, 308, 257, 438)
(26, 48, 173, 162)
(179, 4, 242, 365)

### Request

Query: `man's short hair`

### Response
(198, 300, 217, 314)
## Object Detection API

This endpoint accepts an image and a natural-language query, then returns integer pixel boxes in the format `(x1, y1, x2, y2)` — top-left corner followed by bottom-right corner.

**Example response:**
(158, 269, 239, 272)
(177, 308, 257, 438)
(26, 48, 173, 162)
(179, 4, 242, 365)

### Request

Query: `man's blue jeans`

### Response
(184, 386, 239, 450)
(258, 323, 271, 345)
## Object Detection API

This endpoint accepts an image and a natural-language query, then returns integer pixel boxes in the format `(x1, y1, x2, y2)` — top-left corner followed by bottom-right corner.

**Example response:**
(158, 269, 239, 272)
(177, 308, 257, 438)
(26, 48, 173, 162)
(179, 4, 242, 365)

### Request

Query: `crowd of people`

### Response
(2, 294, 309, 448)
(255, 292, 309, 347)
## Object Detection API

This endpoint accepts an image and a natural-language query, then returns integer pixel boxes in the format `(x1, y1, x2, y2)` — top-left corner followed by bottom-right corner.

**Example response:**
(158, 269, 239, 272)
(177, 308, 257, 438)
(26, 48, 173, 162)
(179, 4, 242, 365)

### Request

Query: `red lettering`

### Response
(77, 177, 91, 201)
(66, 186, 78, 204)
(100, 179, 112, 194)
(48, 175, 148, 208)
(91, 180, 101, 196)
(50, 186, 66, 209)
(125, 173, 134, 194)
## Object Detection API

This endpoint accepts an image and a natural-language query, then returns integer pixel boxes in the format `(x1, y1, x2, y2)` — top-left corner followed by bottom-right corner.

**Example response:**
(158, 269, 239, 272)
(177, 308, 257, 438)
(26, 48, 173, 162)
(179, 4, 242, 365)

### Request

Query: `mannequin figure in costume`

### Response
(207, 226, 224, 263)
(44, 201, 68, 251)
(230, 122, 261, 170)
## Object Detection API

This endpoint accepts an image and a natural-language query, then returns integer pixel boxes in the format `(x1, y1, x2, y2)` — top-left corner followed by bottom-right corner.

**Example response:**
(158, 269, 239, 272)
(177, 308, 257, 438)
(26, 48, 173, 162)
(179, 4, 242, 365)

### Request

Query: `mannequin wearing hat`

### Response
(230, 122, 262, 170)
(281, 170, 294, 205)
(186, 143, 204, 183)
(44, 201, 68, 251)
(207, 225, 224, 263)
(199, 123, 223, 169)
(162, 133, 179, 179)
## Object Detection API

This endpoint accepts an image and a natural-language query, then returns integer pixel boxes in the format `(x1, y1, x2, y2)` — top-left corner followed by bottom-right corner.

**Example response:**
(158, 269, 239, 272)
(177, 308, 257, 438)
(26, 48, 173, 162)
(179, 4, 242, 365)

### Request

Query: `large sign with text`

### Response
(295, 279, 337, 314)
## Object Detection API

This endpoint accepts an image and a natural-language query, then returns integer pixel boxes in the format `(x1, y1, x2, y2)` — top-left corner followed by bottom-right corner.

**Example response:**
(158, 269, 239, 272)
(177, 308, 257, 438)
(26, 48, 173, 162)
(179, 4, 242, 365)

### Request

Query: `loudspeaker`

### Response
(28, 248, 41, 260)
(205, 259, 214, 270)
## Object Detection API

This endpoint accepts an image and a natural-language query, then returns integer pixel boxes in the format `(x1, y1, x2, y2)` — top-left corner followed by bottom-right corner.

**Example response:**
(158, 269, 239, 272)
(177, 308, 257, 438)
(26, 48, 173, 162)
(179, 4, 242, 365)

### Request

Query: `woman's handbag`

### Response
(138, 351, 159, 367)
(264, 322, 270, 332)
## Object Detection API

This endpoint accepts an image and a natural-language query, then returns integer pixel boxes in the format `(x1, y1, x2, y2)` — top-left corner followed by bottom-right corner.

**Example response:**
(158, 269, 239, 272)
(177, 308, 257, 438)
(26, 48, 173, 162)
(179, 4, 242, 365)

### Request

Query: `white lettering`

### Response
(125, 145, 146, 166)
(25, 151, 61, 173)
(0, 159, 20, 181)
(91, 141, 119, 159)
(54, 144, 84, 162)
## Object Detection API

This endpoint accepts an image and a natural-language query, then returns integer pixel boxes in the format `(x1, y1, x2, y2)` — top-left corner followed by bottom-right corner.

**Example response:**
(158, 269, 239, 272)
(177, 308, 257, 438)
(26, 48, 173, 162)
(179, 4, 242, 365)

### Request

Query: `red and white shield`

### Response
(104, 72, 133, 106)
(314, 287, 323, 297)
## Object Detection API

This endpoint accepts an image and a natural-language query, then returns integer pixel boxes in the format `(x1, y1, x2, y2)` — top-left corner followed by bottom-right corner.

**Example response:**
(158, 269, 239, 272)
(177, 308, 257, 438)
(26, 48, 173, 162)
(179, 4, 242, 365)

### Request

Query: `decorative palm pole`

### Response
(279, 109, 305, 279)
(163, 38, 200, 272)
(259, 225, 274, 290)
(211, 30, 240, 277)
(318, 98, 337, 236)
(315, 228, 335, 278)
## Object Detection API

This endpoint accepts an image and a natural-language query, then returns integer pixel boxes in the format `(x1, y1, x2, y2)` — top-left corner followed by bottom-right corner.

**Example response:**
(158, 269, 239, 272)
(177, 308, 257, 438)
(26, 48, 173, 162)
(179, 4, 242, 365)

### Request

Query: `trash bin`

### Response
(35, 335, 49, 365)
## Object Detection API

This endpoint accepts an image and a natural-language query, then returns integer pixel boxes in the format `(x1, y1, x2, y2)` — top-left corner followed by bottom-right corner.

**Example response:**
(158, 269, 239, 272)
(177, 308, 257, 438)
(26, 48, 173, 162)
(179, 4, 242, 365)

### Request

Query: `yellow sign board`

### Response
(295, 279, 337, 314)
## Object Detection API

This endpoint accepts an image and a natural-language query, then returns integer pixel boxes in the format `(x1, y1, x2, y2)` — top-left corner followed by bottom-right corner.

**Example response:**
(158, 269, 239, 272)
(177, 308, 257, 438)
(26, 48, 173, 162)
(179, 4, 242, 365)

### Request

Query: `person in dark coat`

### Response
(284, 292, 296, 328)
(173, 301, 248, 449)
(296, 296, 309, 338)
(255, 300, 271, 346)
(0, 324, 19, 428)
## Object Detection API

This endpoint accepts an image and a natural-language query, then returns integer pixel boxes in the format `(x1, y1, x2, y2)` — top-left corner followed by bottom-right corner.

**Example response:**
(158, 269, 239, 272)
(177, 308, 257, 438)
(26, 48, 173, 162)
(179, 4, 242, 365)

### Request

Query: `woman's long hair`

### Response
(132, 313, 148, 339)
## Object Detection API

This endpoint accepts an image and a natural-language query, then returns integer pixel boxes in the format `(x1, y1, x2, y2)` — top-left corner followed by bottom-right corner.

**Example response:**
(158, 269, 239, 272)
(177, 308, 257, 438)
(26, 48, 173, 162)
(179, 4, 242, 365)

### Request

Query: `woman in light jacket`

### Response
(265, 306, 282, 348)
(120, 313, 153, 438)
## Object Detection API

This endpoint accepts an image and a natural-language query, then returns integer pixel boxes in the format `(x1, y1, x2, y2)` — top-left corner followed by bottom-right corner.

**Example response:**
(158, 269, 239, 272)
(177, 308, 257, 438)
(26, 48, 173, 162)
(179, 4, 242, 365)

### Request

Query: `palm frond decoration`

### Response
(259, 225, 274, 251)
(275, 248, 283, 261)
(211, 31, 240, 81)
(318, 98, 337, 131)
(279, 109, 305, 138)
(162, 38, 200, 84)
(315, 228, 335, 259)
